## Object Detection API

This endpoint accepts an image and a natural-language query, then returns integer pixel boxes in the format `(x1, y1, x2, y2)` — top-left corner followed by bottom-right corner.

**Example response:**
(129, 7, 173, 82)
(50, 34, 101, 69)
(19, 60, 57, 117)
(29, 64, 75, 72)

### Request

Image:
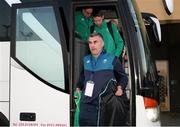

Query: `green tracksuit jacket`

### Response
(75, 11, 93, 41)
(93, 20, 124, 57)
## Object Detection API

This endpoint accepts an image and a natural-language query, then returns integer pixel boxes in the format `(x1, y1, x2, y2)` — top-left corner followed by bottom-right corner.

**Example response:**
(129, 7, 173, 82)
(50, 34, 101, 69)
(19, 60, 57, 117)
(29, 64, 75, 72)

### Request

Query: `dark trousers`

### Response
(79, 103, 98, 126)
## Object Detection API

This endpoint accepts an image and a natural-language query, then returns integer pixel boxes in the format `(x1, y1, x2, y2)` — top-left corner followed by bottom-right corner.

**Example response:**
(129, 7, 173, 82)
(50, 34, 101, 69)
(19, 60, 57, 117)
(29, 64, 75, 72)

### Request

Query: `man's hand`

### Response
(74, 88, 81, 99)
(76, 87, 81, 93)
(115, 85, 123, 96)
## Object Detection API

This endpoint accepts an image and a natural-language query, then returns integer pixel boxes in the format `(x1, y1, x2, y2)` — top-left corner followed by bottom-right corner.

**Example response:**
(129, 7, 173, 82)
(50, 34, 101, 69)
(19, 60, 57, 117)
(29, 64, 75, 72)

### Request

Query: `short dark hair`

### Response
(89, 32, 103, 39)
(82, 6, 93, 10)
(92, 10, 104, 17)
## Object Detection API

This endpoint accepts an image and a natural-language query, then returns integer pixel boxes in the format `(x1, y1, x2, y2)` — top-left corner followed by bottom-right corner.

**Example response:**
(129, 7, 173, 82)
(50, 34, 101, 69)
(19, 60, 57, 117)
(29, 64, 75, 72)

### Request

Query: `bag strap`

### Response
(107, 21, 115, 41)
(90, 25, 95, 34)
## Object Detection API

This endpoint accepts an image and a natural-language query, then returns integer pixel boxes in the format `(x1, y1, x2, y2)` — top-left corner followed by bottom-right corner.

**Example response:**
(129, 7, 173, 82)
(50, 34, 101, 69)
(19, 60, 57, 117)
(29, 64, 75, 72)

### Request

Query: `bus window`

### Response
(15, 6, 65, 90)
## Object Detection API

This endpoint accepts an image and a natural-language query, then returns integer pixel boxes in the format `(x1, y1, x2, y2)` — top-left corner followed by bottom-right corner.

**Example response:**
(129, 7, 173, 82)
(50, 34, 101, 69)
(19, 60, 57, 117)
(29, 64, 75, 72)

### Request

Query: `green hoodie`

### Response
(75, 11, 93, 41)
(93, 20, 124, 57)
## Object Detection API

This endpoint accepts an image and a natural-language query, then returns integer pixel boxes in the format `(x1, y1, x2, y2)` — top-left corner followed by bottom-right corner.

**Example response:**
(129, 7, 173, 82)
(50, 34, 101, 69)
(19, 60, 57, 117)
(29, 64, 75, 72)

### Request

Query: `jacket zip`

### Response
(97, 78, 117, 126)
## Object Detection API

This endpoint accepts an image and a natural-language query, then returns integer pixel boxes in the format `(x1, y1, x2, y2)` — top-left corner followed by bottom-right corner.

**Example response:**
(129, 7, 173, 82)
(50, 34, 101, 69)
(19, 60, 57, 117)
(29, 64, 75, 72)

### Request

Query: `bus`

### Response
(0, 0, 173, 126)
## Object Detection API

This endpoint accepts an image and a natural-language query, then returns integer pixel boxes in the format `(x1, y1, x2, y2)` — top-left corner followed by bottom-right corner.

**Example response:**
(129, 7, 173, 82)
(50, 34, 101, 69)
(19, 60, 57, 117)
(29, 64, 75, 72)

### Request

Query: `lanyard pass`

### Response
(84, 81, 94, 97)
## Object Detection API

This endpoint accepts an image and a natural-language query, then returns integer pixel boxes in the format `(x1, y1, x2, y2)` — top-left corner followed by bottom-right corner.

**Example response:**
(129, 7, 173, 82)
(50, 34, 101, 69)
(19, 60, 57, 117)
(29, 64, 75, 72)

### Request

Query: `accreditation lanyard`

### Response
(84, 56, 97, 97)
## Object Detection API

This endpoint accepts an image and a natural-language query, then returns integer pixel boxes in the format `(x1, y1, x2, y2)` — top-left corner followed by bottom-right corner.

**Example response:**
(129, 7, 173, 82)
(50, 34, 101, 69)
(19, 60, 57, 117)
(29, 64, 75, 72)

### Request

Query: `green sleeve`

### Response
(75, 12, 93, 41)
(75, 12, 86, 40)
(112, 23, 124, 57)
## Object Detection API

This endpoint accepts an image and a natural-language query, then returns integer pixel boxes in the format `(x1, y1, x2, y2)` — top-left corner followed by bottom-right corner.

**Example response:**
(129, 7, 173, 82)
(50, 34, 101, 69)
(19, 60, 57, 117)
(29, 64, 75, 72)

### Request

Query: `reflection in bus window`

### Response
(15, 7, 65, 89)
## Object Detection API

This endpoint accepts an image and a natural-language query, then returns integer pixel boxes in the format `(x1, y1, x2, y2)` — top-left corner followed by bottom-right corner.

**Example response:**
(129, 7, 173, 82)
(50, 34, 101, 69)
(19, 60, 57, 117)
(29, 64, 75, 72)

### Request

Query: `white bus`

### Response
(0, 0, 174, 126)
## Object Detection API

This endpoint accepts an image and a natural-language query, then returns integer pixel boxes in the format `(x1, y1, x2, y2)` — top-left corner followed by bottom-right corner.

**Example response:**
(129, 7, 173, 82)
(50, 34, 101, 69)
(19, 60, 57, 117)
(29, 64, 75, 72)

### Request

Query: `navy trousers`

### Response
(79, 103, 98, 126)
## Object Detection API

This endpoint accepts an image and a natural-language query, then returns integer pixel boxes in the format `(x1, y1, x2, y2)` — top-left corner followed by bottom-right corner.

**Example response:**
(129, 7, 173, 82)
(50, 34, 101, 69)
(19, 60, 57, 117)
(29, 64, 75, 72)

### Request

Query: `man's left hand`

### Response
(115, 86, 123, 96)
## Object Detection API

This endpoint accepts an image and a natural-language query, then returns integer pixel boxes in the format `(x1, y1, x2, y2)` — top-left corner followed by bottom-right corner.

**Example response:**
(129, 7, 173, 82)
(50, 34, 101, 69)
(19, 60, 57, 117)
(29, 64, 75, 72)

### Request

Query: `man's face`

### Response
(83, 8, 93, 18)
(93, 16, 103, 27)
(88, 35, 104, 57)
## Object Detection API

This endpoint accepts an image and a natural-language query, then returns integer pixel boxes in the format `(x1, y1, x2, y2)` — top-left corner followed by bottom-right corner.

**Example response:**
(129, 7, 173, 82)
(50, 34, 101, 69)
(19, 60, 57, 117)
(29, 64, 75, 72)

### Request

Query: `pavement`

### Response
(160, 112, 180, 126)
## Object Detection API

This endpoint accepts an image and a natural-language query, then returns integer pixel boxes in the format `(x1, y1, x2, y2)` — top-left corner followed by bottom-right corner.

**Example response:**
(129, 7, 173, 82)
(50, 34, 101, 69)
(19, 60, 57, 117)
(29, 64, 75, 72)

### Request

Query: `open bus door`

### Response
(10, 2, 70, 126)
(72, 0, 161, 126)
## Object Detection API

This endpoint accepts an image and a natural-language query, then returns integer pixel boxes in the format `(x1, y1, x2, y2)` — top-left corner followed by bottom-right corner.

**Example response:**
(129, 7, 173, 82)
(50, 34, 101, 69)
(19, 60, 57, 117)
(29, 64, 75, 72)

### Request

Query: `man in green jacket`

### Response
(92, 10, 124, 58)
(75, 7, 93, 41)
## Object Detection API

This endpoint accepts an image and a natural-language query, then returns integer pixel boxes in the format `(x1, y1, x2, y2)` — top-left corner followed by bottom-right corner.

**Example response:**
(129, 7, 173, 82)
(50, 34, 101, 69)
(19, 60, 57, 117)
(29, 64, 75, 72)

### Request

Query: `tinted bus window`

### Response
(15, 6, 65, 89)
(0, 1, 11, 41)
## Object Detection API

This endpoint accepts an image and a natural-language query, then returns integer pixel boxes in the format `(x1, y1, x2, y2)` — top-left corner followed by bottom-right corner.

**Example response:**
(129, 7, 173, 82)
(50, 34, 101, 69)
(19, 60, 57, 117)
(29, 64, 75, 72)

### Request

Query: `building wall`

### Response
(136, 0, 180, 112)
(136, 0, 180, 23)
